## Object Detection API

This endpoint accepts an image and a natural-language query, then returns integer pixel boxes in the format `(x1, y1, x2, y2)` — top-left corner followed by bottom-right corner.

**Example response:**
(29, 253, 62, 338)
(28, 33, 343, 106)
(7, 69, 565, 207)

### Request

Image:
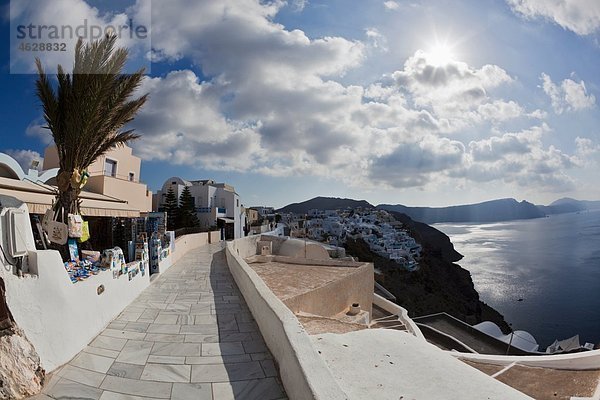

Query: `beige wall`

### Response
(282, 263, 373, 318)
(42, 146, 60, 170)
(44, 145, 152, 212)
(246, 209, 259, 224)
(45, 145, 141, 180)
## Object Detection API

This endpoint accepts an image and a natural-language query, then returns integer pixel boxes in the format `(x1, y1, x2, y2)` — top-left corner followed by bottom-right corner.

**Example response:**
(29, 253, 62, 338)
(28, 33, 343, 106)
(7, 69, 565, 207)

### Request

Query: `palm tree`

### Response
(35, 34, 148, 224)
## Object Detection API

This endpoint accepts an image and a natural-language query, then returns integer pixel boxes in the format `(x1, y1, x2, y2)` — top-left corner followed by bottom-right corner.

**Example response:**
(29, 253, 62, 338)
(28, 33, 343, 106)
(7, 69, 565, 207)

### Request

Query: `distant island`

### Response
(277, 196, 600, 224)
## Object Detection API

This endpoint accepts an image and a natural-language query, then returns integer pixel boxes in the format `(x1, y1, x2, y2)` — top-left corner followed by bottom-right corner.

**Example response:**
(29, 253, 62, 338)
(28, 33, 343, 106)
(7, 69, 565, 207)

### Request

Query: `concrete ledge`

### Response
(225, 237, 348, 400)
(249, 254, 366, 268)
(455, 349, 600, 370)
(417, 323, 478, 353)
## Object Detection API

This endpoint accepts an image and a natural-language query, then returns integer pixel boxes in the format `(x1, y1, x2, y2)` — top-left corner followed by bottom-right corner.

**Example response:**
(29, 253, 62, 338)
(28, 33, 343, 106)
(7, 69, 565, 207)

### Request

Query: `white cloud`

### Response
(23, 0, 584, 195)
(4, 149, 44, 171)
(575, 137, 600, 165)
(365, 28, 388, 52)
(390, 50, 516, 131)
(25, 120, 52, 144)
(290, 0, 308, 12)
(461, 125, 578, 191)
(369, 136, 466, 188)
(506, 0, 600, 35)
(130, 70, 264, 171)
(541, 73, 596, 114)
(383, 1, 400, 10)
(10, 0, 150, 73)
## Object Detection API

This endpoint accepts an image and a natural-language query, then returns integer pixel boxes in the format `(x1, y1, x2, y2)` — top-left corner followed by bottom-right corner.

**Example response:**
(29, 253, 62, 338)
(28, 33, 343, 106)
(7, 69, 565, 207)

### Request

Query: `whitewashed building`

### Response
(153, 177, 245, 239)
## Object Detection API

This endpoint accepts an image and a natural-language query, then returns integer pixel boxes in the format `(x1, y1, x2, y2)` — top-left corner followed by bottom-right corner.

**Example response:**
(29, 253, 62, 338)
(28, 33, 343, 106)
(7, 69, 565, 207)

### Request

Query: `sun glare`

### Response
(428, 43, 455, 66)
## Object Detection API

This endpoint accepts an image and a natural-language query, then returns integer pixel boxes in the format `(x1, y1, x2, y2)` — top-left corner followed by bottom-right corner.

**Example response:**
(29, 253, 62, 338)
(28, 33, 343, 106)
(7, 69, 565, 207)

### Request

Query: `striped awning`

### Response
(0, 177, 140, 218)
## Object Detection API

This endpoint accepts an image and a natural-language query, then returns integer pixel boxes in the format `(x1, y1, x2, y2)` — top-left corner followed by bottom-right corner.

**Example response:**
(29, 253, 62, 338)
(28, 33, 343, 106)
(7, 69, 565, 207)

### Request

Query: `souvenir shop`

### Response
(34, 209, 173, 284)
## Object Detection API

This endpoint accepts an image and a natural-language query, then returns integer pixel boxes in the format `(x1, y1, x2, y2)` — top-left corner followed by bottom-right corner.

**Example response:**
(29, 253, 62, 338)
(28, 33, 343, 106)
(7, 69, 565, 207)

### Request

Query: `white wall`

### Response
(454, 349, 600, 370)
(2, 249, 151, 372)
(225, 236, 348, 400)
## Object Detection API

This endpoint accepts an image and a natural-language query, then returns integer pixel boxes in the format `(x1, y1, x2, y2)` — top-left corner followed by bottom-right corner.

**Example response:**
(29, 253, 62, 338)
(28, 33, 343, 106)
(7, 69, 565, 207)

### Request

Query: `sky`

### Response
(1, 0, 600, 208)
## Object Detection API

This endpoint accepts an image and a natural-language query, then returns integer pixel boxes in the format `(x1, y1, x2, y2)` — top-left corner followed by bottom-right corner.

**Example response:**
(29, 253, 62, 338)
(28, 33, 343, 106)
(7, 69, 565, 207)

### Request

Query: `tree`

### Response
(177, 186, 199, 229)
(163, 187, 178, 230)
(35, 34, 147, 226)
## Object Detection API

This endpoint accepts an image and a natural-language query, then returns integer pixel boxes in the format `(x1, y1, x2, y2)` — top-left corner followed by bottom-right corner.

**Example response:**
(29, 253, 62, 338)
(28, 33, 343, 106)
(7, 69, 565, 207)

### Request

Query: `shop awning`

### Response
(217, 217, 235, 223)
(0, 177, 140, 218)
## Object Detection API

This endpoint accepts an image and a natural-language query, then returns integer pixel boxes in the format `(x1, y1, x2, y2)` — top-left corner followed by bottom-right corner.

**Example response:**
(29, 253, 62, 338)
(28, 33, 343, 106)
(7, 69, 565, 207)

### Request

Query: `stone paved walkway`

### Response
(33, 243, 286, 400)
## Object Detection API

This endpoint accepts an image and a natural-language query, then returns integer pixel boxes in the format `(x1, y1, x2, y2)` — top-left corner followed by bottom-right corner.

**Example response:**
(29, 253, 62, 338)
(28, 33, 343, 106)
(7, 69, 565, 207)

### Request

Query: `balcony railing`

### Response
(89, 172, 146, 185)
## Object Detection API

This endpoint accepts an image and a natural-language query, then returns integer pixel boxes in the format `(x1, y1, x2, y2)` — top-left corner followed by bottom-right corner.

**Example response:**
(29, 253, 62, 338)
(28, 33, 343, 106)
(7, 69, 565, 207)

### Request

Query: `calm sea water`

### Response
(434, 210, 600, 349)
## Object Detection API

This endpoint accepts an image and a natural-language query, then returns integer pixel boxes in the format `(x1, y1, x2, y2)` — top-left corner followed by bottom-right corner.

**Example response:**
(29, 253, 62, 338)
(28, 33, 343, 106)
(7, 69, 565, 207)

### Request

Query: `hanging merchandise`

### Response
(67, 239, 79, 261)
(42, 207, 54, 231)
(45, 208, 68, 245)
(70, 169, 82, 188)
(78, 221, 90, 243)
(68, 214, 84, 238)
(79, 170, 89, 189)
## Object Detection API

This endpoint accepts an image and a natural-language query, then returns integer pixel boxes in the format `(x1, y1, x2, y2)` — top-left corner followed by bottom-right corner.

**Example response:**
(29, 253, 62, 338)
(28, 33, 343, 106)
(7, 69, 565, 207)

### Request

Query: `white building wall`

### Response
(154, 178, 244, 238)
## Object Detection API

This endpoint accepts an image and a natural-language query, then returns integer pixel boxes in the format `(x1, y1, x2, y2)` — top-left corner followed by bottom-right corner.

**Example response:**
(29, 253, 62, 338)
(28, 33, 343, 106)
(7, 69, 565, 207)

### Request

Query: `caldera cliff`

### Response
(344, 211, 510, 332)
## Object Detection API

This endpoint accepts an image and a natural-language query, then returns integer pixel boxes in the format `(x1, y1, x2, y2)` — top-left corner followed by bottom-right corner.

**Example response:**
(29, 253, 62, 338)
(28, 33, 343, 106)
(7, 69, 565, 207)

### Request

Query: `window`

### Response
(129, 172, 135, 182)
(104, 159, 117, 177)
(237, 199, 239, 207)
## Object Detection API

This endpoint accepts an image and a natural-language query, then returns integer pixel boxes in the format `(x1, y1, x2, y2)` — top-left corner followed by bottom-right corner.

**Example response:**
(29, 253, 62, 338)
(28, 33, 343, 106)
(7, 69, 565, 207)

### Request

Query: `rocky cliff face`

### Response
(0, 278, 45, 399)
(344, 212, 510, 332)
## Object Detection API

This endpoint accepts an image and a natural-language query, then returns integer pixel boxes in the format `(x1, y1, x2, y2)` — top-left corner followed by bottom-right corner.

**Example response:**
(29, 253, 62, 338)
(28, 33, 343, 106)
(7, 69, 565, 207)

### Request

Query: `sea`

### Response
(434, 209, 600, 349)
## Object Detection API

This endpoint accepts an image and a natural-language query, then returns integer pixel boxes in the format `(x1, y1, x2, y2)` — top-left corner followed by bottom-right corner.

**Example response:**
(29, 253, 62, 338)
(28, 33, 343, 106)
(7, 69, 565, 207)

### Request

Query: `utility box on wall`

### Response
(6, 209, 29, 258)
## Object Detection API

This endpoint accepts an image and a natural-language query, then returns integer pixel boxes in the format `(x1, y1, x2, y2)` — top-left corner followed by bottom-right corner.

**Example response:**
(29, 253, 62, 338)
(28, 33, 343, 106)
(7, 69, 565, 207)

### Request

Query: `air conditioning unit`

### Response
(6, 209, 29, 258)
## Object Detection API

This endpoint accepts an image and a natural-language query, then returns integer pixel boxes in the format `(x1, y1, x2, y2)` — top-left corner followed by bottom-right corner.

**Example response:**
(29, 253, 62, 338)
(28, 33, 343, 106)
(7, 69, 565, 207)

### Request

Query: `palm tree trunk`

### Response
(51, 171, 81, 261)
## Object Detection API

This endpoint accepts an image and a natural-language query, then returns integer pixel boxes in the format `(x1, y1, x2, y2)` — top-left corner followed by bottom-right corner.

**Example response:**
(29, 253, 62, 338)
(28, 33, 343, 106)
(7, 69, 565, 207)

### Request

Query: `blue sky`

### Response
(1, 0, 600, 208)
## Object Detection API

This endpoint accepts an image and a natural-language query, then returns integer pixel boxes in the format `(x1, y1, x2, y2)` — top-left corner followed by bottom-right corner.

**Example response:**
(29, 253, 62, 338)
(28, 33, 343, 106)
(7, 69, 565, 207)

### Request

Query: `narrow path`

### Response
(32, 243, 286, 400)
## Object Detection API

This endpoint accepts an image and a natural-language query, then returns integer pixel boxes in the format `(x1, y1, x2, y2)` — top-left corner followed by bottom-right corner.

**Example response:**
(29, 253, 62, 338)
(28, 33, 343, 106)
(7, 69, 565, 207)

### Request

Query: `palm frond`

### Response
(35, 34, 148, 219)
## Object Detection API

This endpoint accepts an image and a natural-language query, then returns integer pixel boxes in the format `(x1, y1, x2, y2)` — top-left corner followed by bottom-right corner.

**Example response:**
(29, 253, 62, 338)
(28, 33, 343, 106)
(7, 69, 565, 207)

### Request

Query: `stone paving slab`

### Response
(36, 243, 287, 400)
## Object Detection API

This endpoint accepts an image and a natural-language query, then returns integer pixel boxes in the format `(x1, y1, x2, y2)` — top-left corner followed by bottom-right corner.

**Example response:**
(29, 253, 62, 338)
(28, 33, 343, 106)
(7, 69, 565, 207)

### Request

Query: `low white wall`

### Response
(0, 203, 212, 372)
(226, 236, 348, 400)
(3, 250, 151, 372)
(455, 349, 600, 370)
(372, 293, 425, 340)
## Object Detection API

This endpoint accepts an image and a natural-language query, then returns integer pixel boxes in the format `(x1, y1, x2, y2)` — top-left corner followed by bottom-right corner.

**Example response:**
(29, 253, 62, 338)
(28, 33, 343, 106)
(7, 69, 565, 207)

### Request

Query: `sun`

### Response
(427, 42, 455, 66)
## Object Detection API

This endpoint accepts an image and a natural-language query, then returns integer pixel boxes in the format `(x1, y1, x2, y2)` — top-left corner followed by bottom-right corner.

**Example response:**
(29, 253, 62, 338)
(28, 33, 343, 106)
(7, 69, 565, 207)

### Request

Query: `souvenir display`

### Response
(67, 239, 79, 261)
(41, 208, 54, 231)
(166, 230, 176, 253)
(44, 209, 68, 245)
(149, 234, 162, 274)
(68, 214, 84, 238)
(48, 219, 68, 245)
(63, 259, 99, 283)
(78, 221, 90, 243)
(81, 250, 100, 263)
